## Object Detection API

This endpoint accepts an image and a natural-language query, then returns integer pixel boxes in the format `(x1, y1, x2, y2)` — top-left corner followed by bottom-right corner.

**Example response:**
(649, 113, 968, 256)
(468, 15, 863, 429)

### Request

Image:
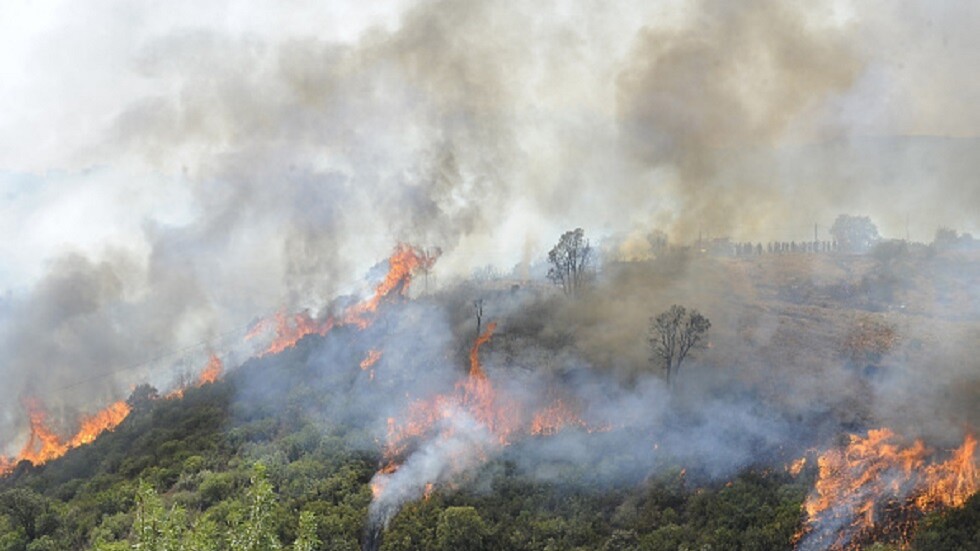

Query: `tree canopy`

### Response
(830, 214, 880, 253)
(650, 305, 711, 388)
(547, 228, 593, 297)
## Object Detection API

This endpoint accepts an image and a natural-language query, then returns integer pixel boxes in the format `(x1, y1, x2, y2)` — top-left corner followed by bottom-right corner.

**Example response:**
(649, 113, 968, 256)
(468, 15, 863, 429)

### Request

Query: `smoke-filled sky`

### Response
(0, 0, 977, 449)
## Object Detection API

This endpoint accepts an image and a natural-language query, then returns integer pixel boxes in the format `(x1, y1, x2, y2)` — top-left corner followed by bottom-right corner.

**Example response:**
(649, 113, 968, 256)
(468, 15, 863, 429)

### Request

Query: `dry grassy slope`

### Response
(700, 251, 980, 437)
(479, 250, 977, 439)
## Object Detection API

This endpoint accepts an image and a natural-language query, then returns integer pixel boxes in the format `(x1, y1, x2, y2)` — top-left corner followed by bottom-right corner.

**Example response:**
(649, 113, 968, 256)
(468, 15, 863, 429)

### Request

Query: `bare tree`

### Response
(419, 247, 442, 293)
(547, 228, 593, 296)
(650, 305, 711, 388)
(473, 298, 484, 335)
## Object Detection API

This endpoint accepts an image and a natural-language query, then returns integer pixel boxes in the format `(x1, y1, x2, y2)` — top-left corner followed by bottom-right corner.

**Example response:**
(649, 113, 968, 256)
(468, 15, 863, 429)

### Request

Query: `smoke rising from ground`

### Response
(1, 0, 977, 469)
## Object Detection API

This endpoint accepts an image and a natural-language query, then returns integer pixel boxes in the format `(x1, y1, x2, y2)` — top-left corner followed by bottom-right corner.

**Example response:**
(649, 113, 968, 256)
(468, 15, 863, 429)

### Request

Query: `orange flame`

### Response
(68, 401, 131, 448)
(341, 244, 437, 329)
(1, 398, 131, 476)
(530, 398, 588, 436)
(361, 349, 383, 370)
(372, 322, 610, 513)
(787, 456, 807, 477)
(374, 323, 514, 501)
(197, 354, 223, 385)
(251, 244, 437, 356)
(468, 322, 496, 379)
(261, 311, 335, 356)
(796, 428, 979, 550)
(164, 354, 226, 399)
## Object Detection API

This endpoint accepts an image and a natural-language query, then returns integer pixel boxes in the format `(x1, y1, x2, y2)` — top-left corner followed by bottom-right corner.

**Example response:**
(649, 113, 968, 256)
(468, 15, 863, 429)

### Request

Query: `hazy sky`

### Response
(1, 0, 977, 290)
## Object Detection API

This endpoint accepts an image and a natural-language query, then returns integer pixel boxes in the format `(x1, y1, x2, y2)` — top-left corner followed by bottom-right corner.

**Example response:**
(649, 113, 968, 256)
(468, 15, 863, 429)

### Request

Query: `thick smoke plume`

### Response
(1, 6, 977, 545)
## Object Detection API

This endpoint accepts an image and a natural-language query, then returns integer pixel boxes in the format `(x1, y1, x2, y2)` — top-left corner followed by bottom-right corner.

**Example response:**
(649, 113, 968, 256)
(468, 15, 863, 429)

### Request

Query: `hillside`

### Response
(1, 247, 978, 551)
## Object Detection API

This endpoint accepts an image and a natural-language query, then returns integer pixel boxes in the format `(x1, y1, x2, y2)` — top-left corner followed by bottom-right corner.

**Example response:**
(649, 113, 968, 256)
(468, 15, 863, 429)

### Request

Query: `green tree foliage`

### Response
(132, 480, 186, 551)
(912, 492, 980, 550)
(228, 464, 282, 551)
(0, 488, 53, 541)
(126, 384, 160, 412)
(292, 511, 321, 551)
(436, 506, 488, 551)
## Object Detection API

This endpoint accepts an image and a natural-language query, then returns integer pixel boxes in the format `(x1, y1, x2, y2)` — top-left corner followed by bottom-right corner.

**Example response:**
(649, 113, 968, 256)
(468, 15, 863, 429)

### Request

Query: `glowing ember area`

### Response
(0, 398, 131, 476)
(255, 310, 335, 356)
(165, 354, 226, 399)
(795, 428, 979, 550)
(369, 323, 518, 526)
(530, 398, 588, 436)
(368, 322, 608, 535)
(360, 349, 383, 370)
(197, 354, 223, 385)
(787, 456, 807, 476)
(379, 323, 515, 465)
(250, 244, 436, 356)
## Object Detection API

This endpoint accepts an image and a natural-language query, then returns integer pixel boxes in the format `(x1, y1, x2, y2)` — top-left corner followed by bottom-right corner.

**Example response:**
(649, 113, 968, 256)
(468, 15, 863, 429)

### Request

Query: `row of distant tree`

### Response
(541, 216, 884, 298)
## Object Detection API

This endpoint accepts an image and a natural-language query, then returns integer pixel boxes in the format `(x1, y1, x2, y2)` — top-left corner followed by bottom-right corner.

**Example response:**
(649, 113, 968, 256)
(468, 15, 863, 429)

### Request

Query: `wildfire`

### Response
(1, 245, 435, 481)
(198, 354, 223, 385)
(249, 244, 437, 355)
(165, 354, 226, 399)
(787, 456, 807, 477)
(251, 310, 335, 356)
(370, 323, 516, 518)
(68, 401, 131, 447)
(379, 323, 513, 464)
(795, 428, 979, 550)
(0, 398, 131, 476)
(341, 244, 438, 329)
(530, 398, 588, 436)
(361, 349, 383, 370)
(369, 321, 608, 535)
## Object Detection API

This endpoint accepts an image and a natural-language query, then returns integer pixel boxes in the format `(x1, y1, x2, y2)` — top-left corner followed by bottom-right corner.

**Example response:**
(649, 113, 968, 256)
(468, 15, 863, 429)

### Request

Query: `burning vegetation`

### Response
(1, 240, 977, 551)
(247, 244, 437, 356)
(796, 429, 979, 550)
(0, 398, 131, 476)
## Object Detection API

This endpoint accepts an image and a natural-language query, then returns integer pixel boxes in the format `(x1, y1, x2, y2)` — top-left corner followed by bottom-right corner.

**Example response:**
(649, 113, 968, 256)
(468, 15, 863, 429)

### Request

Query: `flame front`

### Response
(795, 428, 979, 550)
(530, 398, 588, 436)
(787, 456, 807, 477)
(69, 401, 131, 447)
(360, 349, 383, 370)
(1, 398, 131, 476)
(197, 354, 223, 385)
(251, 244, 436, 355)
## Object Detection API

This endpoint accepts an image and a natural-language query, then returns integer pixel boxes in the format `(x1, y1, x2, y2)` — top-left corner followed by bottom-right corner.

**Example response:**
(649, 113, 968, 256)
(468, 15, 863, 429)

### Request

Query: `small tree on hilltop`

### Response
(650, 305, 711, 388)
(830, 214, 880, 254)
(547, 228, 593, 297)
